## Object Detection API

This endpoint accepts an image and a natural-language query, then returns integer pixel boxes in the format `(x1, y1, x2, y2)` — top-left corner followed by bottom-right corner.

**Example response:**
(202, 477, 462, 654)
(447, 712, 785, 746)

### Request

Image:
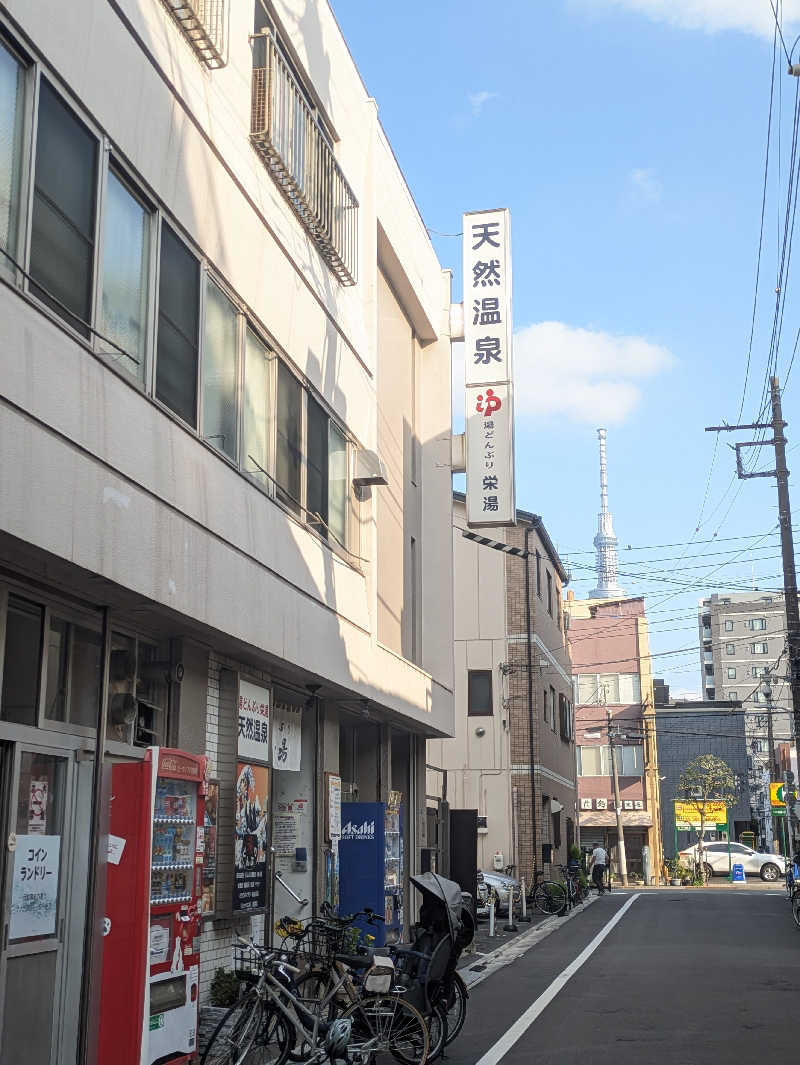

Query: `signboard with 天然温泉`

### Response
(463, 209, 515, 527)
(238, 679, 271, 764)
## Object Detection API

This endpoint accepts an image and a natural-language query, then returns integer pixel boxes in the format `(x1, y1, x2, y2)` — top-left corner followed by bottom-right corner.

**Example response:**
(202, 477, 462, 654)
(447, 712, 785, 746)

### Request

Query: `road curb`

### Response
(461, 893, 600, 991)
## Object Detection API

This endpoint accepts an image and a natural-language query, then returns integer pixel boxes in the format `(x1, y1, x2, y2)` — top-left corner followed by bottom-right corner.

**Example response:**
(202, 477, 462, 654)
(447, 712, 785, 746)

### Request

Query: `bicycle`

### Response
(532, 865, 584, 916)
(201, 936, 431, 1065)
(280, 908, 448, 1062)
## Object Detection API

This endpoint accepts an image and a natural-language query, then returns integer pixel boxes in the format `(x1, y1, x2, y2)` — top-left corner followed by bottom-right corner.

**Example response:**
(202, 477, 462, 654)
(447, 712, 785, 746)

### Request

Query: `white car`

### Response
(678, 841, 786, 881)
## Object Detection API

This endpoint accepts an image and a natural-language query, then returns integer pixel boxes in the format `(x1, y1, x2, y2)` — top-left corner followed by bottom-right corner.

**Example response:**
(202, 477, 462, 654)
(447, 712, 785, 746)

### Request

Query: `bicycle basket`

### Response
(234, 944, 265, 983)
(364, 956, 395, 994)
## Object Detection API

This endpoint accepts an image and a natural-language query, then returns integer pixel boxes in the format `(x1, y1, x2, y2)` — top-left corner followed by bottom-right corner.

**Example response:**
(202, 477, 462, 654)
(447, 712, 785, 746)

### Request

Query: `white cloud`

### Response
(576, 0, 800, 37)
(468, 91, 498, 117)
(630, 167, 661, 205)
(452, 321, 674, 426)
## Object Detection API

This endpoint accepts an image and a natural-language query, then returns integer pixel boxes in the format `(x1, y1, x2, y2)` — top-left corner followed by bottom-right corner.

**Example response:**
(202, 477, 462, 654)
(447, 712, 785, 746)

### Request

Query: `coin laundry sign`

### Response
(464, 209, 516, 527)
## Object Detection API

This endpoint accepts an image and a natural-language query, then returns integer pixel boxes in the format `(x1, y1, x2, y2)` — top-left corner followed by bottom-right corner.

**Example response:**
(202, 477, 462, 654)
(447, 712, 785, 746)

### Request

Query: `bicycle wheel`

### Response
(288, 969, 339, 1062)
(438, 972, 467, 1046)
(533, 881, 567, 916)
(341, 994, 429, 1065)
(245, 1009, 293, 1065)
(792, 890, 800, 929)
(426, 1002, 447, 1063)
(201, 990, 264, 1065)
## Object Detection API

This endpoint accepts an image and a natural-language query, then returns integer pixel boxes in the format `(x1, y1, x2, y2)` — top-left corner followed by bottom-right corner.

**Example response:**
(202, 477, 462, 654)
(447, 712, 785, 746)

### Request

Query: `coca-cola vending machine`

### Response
(99, 748, 206, 1065)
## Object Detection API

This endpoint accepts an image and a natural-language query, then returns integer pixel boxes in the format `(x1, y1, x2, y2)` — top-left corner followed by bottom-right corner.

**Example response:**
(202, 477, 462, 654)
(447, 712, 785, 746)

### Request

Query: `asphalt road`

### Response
(447, 888, 797, 1064)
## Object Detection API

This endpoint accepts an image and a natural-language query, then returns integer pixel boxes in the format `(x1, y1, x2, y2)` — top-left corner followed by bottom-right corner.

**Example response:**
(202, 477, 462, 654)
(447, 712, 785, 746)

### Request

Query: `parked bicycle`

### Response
(532, 864, 583, 916)
(201, 934, 430, 1065)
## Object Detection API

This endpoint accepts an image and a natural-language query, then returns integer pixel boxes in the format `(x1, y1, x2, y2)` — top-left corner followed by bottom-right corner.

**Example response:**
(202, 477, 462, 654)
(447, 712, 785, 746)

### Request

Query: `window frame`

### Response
(751, 642, 769, 655)
(94, 158, 158, 387)
(467, 669, 493, 717)
(726, 643, 735, 655)
(200, 273, 244, 464)
(727, 667, 736, 680)
(0, 31, 34, 283)
(724, 619, 734, 632)
(25, 72, 105, 341)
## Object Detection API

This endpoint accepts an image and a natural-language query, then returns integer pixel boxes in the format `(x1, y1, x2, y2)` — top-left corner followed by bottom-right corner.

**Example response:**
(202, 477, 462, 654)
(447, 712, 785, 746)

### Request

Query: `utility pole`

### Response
(706, 375, 800, 816)
(606, 695, 629, 887)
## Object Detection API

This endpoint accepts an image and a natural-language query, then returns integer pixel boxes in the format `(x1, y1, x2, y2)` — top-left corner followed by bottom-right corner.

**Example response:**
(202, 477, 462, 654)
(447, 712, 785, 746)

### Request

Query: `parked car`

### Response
(476, 873, 490, 919)
(479, 870, 522, 914)
(678, 841, 786, 881)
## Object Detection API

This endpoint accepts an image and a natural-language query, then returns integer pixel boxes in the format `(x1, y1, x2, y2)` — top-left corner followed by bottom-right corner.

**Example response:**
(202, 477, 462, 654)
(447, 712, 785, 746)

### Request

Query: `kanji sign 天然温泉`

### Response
(463, 209, 515, 526)
(238, 679, 271, 764)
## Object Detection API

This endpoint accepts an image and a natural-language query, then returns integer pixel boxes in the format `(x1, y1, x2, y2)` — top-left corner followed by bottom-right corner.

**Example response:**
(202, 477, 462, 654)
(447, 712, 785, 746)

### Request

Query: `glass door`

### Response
(0, 744, 76, 1065)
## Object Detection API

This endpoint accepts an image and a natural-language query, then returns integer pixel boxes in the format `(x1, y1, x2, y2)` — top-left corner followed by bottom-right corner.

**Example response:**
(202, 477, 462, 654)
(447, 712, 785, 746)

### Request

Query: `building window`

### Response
(307, 395, 329, 535)
(727, 691, 737, 700)
(751, 642, 769, 655)
(156, 224, 200, 427)
(752, 690, 768, 704)
(1, 597, 43, 726)
(615, 745, 644, 776)
(242, 327, 271, 485)
(549, 685, 557, 730)
(726, 643, 735, 655)
(724, 619, 734, 632)
(748, 618, 767, 631)
(202, 279, 240, 460)
(535, 551, 542, 597)
(100, 168, 151, 381)
(543, 688, 548, 723)
(577, 745, 604, 775)
(751, 665, 768, 677)
(467, 670, 493, 716)
(328, 423, 348, 549)
(44, 615, 102, 729)
(547, 571, 553, 616)
(276, 360, 303, 513)
(0, 38, 26, 275)
(29, 80, 99, 337)
(576, 673, 641, 705)
(727, 667, 736, 679)
(705, 664, 714, 677)
(559, 693, 573, 741)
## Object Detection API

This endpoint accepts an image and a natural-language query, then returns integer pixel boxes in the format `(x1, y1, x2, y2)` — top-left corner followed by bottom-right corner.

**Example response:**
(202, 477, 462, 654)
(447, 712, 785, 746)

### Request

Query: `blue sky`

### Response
(332, 0, 800, 693)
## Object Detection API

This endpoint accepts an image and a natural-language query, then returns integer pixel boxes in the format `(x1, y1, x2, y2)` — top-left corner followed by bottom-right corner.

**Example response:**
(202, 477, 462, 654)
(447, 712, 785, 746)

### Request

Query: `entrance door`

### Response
(0, 743, 91, 1065)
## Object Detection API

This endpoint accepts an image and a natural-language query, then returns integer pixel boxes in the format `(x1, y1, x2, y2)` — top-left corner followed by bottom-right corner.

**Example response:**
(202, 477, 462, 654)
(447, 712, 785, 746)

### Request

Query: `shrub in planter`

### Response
(209, 967, 241, 1008)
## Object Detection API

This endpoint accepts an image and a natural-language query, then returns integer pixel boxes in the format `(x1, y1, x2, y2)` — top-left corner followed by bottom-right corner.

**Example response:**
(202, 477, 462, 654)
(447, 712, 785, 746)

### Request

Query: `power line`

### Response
(768, 0, 792, 65)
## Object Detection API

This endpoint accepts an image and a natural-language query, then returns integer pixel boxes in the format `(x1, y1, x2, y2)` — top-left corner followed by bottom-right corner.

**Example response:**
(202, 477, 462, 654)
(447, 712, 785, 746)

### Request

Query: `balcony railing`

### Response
(160, 0, 226, 68)
(250, 33, 358, 286)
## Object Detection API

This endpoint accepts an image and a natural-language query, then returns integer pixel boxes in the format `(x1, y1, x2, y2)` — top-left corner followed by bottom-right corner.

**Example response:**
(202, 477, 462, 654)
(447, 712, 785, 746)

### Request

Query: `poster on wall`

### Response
(238, 679, 272, 764)
(28, 780, 48, 834)
(326, 773, 342, 842)
(233, 763, 270, 913)
(9, 834, 60, 939)
(272, 703, 302, 772)
(201, 780, 219, 915)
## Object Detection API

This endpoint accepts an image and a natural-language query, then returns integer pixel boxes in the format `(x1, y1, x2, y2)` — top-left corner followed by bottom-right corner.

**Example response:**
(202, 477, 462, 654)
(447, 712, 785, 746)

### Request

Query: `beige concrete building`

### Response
(427, 494, 576, 888)
(0, 0, 455, 1059)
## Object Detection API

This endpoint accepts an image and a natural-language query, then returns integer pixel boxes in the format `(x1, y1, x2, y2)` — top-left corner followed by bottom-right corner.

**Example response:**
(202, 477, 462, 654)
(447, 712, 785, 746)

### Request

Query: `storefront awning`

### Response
(579, 810, 653, 828)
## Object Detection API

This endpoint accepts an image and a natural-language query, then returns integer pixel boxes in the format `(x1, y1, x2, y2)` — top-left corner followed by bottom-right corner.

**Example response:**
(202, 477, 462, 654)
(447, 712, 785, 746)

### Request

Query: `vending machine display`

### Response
(99, 748, 206, 1065)
(338, 801, 404, 946)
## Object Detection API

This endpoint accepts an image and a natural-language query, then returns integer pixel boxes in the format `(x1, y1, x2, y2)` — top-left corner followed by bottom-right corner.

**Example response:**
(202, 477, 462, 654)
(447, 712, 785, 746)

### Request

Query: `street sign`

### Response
(770, 782, 786, 807)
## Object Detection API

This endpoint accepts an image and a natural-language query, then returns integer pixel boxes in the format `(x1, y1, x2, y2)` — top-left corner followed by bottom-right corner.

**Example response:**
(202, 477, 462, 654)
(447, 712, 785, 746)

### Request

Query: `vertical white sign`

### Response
(238, 679, 271, 764)
(272, 703, 302, 771)
(463, 208, 515, 526)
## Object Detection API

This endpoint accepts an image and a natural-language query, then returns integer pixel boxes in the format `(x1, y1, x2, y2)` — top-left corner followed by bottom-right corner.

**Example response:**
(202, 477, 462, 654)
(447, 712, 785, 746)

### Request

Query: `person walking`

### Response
(590, 843, 608, 894)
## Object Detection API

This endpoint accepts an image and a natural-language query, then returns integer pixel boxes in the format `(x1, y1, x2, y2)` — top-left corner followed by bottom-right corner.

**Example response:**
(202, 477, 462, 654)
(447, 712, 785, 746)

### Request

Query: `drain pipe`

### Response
(524, 524, 537, 888)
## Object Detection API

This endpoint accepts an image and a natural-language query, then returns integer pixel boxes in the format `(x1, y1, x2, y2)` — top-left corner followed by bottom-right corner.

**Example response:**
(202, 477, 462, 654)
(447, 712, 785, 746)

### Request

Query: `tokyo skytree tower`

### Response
(589, 428, 625, 600)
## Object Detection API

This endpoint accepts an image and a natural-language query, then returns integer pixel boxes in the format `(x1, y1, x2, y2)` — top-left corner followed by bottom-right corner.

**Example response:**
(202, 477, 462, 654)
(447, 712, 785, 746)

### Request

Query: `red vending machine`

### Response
(99, 748, 206, 1065)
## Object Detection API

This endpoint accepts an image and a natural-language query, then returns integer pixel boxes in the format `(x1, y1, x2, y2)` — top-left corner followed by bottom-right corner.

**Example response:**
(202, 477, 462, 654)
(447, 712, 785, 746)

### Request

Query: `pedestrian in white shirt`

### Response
(590, 844, 608, 894)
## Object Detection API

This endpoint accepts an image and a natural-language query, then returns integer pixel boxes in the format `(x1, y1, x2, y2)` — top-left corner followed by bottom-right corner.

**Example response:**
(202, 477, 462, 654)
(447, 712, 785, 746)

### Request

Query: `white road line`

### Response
(475, 893, 641, 1065)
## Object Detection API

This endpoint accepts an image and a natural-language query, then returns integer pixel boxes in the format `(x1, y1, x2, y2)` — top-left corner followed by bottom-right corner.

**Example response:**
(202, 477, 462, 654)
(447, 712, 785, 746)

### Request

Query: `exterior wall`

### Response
(429, 499, 576, 885)
(567, 595, 662, 882)
(0, 0, 455, 1055)
(655, 707, 751, 859)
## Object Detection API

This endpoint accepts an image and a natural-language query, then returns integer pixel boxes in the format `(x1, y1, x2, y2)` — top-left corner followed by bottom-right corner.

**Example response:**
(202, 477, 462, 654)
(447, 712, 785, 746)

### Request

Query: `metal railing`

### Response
(250, 33, 358, 286)
(160, 0, 226, 68)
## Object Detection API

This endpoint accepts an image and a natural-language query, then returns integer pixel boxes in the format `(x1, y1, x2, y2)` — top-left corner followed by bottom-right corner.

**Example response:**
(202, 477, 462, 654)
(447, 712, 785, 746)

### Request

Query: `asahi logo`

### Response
(341, 820, 375, 840)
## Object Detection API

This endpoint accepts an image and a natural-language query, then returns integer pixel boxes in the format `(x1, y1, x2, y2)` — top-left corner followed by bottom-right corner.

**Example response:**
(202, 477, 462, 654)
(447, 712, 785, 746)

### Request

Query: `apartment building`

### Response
(566, 594, 663, 883)
(698, 591, 793, 839)
(0, 1, 455, 1060)
(427, 493, 576, 888)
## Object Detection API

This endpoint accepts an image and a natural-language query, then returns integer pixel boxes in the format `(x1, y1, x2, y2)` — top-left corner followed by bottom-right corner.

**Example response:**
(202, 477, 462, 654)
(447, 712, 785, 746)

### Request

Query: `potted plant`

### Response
(667, 857, 686, 887)
(199, 968, 242, 1054)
